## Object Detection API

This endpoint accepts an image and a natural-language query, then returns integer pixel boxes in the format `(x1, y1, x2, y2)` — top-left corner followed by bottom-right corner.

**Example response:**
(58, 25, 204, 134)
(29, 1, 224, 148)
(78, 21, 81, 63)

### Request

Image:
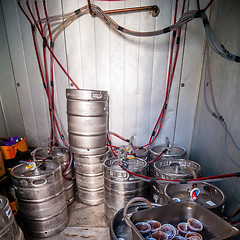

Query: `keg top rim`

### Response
(165, 181, 225, 207)
(154, 159, 201, 168)
(104, 157, 147, 171)
(66, 88, 108, 93)
(66, 89, 108, 100)
(34, 147, 69, 160)
(10, 160, 61, 179)
(150, 145, 186, 155)
(154, 159, 201, 178)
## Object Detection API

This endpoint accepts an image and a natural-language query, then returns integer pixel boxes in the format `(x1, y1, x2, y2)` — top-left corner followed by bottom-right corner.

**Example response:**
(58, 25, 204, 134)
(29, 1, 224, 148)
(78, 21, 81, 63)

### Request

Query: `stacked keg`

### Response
(34, 147, 75, 205)
(10, 161, 68, 237)
(66, 89, 109, 205)
(0, 194, 24, 240)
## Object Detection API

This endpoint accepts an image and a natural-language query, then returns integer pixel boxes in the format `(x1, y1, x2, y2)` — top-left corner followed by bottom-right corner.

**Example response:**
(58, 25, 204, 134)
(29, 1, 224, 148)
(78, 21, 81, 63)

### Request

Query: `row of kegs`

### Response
(2, 89, 225, 239)
(65, 89, 225, 221)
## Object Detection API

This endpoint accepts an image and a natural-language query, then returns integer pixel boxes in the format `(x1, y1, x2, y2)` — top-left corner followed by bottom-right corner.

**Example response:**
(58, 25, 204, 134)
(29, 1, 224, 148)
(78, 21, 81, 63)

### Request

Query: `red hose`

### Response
(117, 159, 240, 183)
(42, 0, 52, 42)
(109, 131, 128, 142)
(18, 1, 80, 90)
(196, 0, 214, 11)
(34, 0, 43, 35)
(147, 149, 166, 165)
(204, 0, 215, 11)
(41, 0, 56, 144)
(18, 0, 76, 149)
(107, 133, 118, 157)
(196, 0, 200, 10)
(148, 0, 184, 146)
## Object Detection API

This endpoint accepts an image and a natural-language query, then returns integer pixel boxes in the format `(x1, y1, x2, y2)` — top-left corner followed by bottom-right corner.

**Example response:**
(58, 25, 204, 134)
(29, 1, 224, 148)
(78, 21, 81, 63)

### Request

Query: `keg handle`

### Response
(32, 178, 47, 186)
(123, 197, 152, 227)
(91, 92, 102, 99)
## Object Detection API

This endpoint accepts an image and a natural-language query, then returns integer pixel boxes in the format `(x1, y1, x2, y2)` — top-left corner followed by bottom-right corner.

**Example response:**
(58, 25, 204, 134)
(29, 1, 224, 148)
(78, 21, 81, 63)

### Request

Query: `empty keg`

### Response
(150, 145, 186, 160)
(149, 144, 187, 177)
(74, 150, 110, 205)
(153, 159, 201, 204)
(164, 182, 225, 216)
(104, 157, 147, 222)
(34, 147, 75, 205)
(10, 161, 68, 237)
(0, 194, 24, 240)
(66, 89, 108, 155)
(134, 147, 148, 160)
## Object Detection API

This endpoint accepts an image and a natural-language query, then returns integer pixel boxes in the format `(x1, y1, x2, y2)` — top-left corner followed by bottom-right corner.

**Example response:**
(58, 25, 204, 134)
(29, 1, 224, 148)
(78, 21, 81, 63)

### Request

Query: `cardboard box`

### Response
(0, 138, 28, 160)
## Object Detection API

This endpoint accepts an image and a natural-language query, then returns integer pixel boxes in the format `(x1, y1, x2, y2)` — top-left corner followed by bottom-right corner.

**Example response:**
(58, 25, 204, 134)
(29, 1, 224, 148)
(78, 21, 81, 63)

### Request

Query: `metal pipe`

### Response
(103, 5, 160, 17)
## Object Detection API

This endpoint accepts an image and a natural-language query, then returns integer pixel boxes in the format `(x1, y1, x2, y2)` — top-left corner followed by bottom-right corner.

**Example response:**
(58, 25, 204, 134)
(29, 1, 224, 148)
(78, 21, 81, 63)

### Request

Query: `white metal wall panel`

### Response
(5, 0, 51, 146)
(0, 0, 206, 150)
(135, 0, 156, 146)
(108, 0, 125, 143)
(0, 1, 25, 138)
(122, 0, 140, 142)
(47, 0, 70, 141)
(174, 0, 209, 154)
(95, 1, 110, 91)
(151, 0, 187, 147)
(190, 0, 240, 213)
(1, 0, 38, 145)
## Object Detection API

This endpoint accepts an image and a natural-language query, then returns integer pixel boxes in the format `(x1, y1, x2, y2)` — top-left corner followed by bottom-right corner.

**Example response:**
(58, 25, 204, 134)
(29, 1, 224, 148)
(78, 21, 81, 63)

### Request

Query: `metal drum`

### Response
(134, 147, 148, 160)
(34, 148, 75, 205)
(50, 148, 75, 205)
(0, 194, 24, 240)
(150, 145, 187, 160)
(153, 159, 201, 204)
(10, 161, 68, 237)
(164, 182, 225, 216)
(104, 157, 147, 222)
(74, 150, 109, 206)
(149, 145, 186, 177)
(66, 89, 108, 155)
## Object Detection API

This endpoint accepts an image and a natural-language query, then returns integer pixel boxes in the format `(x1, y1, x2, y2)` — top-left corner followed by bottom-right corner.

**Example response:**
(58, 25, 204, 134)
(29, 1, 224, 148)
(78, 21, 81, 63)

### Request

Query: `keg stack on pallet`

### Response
(66, 89, 109, 205)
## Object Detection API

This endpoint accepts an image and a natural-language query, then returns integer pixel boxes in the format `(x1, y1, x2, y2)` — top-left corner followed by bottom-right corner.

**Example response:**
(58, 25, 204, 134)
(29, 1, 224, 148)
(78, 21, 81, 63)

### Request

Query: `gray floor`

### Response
(25, 200, 110, 240)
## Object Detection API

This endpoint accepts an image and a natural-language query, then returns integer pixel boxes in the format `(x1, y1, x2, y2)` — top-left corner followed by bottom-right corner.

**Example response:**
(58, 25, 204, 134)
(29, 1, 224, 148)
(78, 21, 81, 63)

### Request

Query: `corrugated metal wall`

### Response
(0, 0, 208, 150)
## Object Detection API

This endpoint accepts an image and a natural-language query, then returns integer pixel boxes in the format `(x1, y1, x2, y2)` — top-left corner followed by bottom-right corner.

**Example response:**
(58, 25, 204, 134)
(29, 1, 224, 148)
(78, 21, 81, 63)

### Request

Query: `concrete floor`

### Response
(25, 200, 110, 240)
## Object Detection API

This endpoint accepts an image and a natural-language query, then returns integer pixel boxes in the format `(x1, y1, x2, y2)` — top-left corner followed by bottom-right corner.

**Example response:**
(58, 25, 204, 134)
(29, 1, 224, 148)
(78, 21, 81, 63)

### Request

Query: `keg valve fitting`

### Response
(121, 160, 128, 170)
(190, 188, 200, 201)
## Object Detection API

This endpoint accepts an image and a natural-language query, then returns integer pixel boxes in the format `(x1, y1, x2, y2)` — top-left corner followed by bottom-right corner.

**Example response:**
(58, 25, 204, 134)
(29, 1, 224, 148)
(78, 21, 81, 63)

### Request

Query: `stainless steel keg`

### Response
(134, 147, 148, 160)
(66, 89, 108, 155)
(50, 148, 75, 205)
(164, 182, 225, 216)
(74, 150, 109, 205)
(149, 145, 187, 177)
(34, 147, 75, 205)
(104, 157, 147, 222)
(153, 159, 201, 204)
(0, 194, 24, 240)
(150, 145, 187, 160)
(10, 161, 68, 237)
